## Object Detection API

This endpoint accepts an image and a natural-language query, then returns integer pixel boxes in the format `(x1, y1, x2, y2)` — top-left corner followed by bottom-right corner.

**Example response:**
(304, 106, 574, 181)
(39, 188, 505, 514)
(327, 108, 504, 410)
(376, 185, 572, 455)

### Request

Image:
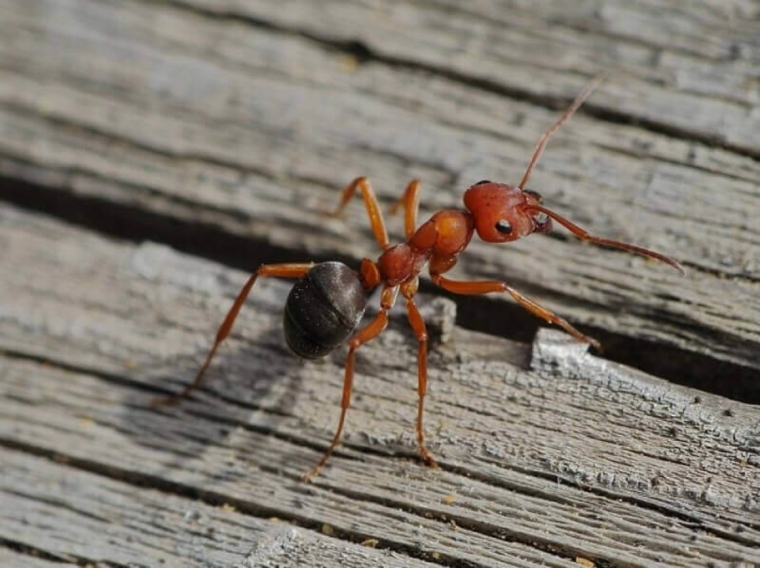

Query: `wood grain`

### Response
(2, 449, 439, 568)
(0, 0, 758, 374)
(1, 204, 758, 566)
(1, 0, 759, 565)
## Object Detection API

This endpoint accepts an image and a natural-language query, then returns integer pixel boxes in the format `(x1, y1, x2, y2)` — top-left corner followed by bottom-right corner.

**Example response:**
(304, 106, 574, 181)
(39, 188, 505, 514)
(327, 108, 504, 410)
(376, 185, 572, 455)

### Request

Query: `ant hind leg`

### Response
(151, 263, 313, 408)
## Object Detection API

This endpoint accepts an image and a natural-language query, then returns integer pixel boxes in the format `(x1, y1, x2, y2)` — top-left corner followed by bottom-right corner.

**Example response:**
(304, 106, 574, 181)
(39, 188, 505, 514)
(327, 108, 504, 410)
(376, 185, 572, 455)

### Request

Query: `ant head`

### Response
(463, 180, 552, 243)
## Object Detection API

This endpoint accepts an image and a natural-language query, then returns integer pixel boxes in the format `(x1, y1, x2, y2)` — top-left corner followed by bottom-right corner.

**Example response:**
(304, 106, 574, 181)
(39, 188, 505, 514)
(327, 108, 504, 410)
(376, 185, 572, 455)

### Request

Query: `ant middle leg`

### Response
(329, 177, 390, 250)
(302, 285, 399, 481)
(431, 273, 601, 351)
(151, 263, 313, 408)
(388, 179, 421, 239)
(400, 277, 438, 468)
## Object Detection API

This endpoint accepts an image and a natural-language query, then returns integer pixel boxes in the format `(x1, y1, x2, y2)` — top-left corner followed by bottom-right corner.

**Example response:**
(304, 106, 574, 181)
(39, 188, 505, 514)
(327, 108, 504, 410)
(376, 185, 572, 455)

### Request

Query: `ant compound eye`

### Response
(474, 179, 492, 186)
(523, 189, 543, 204)
(494, 220, 513, 235)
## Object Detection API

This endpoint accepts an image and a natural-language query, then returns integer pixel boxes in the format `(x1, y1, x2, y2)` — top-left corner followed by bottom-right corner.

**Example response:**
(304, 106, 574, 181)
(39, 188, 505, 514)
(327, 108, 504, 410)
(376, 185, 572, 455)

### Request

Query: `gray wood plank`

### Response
(4, 340, 759, 568)
(0, 0, 758, 374)
(1, 203, 758, 567)
(192, 0, 760, 154)
(2, 448, 437, 568)
(0, 549, 74, 568)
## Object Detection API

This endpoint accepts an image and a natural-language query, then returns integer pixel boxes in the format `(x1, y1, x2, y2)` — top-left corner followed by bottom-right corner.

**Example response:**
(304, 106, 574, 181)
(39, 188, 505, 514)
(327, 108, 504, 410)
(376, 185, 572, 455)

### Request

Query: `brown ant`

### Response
(153, 77, 684, 480)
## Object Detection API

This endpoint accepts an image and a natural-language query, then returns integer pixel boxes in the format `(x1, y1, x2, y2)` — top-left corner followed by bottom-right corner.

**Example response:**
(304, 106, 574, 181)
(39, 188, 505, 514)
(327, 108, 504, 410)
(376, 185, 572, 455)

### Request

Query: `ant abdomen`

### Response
(283, 262, 368, 359)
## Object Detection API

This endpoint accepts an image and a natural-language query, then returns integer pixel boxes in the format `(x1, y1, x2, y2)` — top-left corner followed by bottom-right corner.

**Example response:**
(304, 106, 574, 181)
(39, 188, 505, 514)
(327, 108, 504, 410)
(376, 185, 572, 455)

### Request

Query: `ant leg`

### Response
(400, 278, 438, 468)
(388, 180, 421, 239)
(302, 285, 399, 481)
(151, 263, 313, 408)
(329, 177, 389, 250)
(431, 273, 601, 351)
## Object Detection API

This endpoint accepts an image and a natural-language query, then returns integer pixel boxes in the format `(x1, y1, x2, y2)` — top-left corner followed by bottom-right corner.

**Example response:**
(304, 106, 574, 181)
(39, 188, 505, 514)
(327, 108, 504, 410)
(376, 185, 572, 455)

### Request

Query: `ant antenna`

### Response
(518, 74, 606, 190)
(527, 204, 687, 275)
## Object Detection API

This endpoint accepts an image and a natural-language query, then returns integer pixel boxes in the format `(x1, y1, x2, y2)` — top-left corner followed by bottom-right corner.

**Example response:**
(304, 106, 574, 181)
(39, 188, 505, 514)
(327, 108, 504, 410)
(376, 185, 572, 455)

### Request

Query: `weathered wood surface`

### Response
(1, 0, 758, 377)
(1, 205, 759, 566)
(3, 449, 438, 568)
(1, 0, 759, 566)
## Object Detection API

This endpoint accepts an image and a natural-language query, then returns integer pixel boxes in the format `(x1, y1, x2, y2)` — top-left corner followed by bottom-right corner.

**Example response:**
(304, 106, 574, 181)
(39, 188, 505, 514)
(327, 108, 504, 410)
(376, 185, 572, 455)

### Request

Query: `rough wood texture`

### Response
(2, 449, 435, 567)
(1, 0, 758, 375)
(1, 0, 759, 566)
(1, 204, 758, 567)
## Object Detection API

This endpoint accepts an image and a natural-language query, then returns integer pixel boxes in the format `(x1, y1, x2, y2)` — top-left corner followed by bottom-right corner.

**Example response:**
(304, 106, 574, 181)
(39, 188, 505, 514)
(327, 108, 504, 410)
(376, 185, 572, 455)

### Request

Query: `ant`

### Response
(152, 76, 684, 481)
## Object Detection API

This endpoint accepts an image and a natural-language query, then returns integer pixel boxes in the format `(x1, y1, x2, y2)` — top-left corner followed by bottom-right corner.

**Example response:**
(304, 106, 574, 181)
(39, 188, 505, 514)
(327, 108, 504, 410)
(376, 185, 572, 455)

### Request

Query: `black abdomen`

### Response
(283, 262, 368, 359)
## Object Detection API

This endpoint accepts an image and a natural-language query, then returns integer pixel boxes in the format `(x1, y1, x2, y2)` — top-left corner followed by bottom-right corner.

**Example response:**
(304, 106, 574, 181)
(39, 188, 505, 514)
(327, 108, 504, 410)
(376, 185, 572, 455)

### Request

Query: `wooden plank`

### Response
(183, 0, 760, 153)
(2, 448, 436, 568)
(0, 0, 758, 375)
(1, 203, 758, 566)
(0, 549, 73, 568)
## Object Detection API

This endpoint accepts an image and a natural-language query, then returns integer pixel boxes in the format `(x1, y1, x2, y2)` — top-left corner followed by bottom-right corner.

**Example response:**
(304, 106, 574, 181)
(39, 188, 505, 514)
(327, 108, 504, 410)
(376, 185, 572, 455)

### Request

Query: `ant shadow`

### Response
(117, 329, 314, 488)
(116, 287, 461, 490)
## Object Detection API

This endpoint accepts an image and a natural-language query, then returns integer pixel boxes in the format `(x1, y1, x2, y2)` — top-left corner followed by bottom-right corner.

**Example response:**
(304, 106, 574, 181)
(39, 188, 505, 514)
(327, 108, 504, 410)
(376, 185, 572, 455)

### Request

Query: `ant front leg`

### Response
(151, 263, 313, 408)
(430, 261, 601, 351)
(302, 285, 399, 481)
(388, 180, 421, 239)
(400, 277, 438, 468)
(329, 177, 390, 250)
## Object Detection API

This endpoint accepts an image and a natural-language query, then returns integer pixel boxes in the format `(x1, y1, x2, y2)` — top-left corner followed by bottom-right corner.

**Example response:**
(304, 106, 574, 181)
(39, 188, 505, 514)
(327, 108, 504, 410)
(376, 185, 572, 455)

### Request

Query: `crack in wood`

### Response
(162, 0, 760, 160)
(0, 172, 757, 404)
(0, 439, 532, 568)
(0, 537, 128, 568)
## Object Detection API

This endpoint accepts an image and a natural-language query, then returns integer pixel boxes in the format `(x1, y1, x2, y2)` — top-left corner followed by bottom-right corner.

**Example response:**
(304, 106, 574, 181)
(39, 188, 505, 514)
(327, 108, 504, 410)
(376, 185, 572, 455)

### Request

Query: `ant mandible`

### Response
(153, 76, 685, 480)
